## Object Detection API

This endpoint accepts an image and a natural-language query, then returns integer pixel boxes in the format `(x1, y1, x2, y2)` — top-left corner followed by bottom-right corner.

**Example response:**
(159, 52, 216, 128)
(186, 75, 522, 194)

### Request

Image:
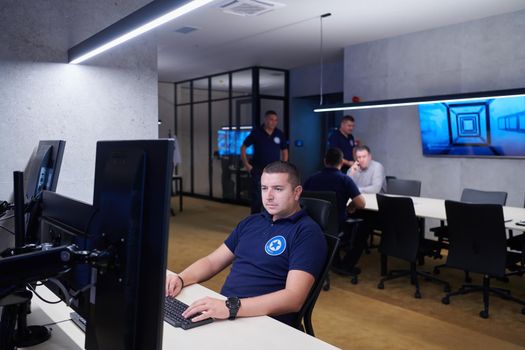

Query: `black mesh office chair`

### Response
(433, 189, 508, 279)
(301, 191, 363, 285)
(296, 197, 341, 336)
(442, 200, 525, 318)
(376, 194, 450, 298)
(376, 178, 427, 262)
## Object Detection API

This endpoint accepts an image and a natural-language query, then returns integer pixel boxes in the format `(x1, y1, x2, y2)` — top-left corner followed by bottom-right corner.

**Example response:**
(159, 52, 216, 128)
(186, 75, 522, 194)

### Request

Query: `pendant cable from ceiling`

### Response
(319, 12, 331, 106)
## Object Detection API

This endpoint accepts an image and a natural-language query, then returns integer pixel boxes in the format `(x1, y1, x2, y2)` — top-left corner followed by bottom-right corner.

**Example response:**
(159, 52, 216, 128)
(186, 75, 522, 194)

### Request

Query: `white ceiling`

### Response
(155, 0, 525, 82)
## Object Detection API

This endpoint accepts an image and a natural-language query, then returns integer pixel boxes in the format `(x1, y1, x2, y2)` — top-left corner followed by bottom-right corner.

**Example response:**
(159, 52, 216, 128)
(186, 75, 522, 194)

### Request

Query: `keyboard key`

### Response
(164, 297, 214, 330)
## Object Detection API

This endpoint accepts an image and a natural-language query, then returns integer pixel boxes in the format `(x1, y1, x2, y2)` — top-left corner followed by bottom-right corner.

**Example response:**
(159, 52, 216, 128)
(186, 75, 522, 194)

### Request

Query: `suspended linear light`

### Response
(68, 0, 215, 64)
(313, 88, 525, 112)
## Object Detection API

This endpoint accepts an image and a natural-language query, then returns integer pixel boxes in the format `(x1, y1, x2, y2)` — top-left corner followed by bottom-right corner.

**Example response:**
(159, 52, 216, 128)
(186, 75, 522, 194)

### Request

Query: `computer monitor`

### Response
(1, 140, 173, 350)
(0, 140, 65, 248)
(85, 139, 173, 350)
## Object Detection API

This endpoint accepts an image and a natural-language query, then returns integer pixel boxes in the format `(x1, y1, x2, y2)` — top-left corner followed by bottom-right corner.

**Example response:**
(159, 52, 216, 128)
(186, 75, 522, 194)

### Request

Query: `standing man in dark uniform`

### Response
(241, 110, 288, 213)
(327, 115, 356, 173)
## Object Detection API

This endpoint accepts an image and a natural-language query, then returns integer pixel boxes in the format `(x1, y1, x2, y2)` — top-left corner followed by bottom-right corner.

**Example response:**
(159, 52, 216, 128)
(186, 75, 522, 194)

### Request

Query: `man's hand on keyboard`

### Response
(182, 296, 229, 322)
(166, 271, 183, 297)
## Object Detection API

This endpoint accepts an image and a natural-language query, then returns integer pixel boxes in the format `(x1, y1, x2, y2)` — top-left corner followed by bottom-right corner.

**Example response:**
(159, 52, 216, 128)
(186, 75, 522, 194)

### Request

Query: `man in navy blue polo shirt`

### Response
(166, 161, 326, 326)
(241, 110, 288, 213)
(303, 148, 367, 276)
(303, 148, 365, 228)
(327, 115, 356, 173)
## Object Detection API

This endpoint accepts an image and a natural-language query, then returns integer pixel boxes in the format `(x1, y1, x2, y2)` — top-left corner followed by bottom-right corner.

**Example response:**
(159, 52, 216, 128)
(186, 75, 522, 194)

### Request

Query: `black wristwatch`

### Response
(225, 296, 241, 320)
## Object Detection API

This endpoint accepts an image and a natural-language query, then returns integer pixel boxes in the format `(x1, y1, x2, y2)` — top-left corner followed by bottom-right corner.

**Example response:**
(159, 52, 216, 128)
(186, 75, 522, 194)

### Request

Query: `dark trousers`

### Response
(336, 219, 370, 269)
(250, 168, 262, 214)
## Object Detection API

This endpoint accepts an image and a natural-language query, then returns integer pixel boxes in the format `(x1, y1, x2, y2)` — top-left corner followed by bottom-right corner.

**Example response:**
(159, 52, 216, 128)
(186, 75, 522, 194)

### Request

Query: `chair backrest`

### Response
(376, 194, 420, 262)
(293, 232, 340, 335)
(444, 200, 507, 277)
(386, 178, 421, 197)
(460, 188, 507, 205)
(301, 191, 339, 236)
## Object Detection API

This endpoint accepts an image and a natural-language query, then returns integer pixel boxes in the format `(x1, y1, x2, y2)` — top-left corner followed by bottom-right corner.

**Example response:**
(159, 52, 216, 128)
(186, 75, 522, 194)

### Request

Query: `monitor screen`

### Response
(419, 96, 525, 157)
(217, 127, 253, 156)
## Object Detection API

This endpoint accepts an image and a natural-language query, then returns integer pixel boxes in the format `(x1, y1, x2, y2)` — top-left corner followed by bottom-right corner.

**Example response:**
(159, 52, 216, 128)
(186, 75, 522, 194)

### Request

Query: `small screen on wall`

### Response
(419, 95, 525, 157)
(217, 128, 253, 156)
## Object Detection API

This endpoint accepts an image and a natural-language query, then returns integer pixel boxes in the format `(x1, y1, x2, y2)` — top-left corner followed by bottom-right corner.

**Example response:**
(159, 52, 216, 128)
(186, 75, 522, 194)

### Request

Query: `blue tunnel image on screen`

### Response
(419, 95, 525, 157)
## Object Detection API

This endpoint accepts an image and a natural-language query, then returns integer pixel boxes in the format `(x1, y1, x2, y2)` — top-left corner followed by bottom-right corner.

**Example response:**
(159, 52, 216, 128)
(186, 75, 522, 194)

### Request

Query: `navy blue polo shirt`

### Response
(328, 130, 355, 162)
(243, 126, 287, 171)
(221, 209, 327, 325)
(303, 167, 361, 227)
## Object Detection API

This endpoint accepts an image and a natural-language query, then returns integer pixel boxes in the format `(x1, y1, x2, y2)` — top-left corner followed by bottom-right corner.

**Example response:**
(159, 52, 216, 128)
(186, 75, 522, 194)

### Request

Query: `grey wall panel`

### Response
(344, 10, 525, 206)
(0, 0, 157, 203)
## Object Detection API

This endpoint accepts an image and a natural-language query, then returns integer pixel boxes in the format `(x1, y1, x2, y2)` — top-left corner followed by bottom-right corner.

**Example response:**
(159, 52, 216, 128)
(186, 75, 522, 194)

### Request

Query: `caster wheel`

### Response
(415, 291, 422, 299)
(479, 310, 489, 319)
(433, 267, 440, 275)
(442, 297, 449, 305)
(351, 276, 358, 285)
(444, 285, 451, 293)
(377, 282, 384, 290)
(323, 284, 330, 291)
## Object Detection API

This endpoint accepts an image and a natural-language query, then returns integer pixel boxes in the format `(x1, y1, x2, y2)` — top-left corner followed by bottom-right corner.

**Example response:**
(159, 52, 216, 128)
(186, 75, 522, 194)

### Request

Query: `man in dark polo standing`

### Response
(241, 110, 288, 213)
(327, 115, 356, 173)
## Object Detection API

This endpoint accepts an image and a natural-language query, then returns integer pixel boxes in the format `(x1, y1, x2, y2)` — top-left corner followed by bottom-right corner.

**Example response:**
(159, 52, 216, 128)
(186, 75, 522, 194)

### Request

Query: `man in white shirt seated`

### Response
(347, 145, 386, 193)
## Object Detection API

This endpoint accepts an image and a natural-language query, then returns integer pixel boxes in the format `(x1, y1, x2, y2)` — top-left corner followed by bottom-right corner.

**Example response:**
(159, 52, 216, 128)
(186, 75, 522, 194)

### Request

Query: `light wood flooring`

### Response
(167, 197, 525, 350)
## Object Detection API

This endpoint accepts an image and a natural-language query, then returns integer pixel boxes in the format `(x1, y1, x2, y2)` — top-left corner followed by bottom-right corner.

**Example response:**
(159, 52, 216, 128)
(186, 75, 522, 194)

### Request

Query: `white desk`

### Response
(359, 193, 525, 232)
(21, 285, 340, 350)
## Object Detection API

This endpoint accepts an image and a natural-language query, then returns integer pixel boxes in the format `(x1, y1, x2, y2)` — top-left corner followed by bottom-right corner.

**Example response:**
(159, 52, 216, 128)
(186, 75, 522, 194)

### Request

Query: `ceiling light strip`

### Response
(69, 0, 214, 64)
(313, 88, 525, 112)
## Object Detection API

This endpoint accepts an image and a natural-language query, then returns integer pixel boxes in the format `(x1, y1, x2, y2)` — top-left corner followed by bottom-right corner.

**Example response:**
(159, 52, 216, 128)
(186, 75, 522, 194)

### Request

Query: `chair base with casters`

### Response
(377, 260, 450, 298)
(442, 274, 525, 318)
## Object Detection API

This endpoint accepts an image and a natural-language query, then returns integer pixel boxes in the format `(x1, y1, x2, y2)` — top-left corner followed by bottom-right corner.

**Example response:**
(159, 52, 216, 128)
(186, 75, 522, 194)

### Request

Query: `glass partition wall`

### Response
(170, 67, 288, 204)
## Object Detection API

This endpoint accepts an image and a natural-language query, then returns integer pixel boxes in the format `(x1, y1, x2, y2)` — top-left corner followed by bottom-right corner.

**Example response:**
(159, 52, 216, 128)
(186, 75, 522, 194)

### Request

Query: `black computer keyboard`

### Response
(164, 297, 214, 330)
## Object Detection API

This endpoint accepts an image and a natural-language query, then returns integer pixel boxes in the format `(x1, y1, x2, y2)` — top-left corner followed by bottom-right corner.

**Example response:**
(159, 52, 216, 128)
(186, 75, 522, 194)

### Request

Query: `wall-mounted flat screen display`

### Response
(217, 127, 253, 156)
(419, 95, 525, 157)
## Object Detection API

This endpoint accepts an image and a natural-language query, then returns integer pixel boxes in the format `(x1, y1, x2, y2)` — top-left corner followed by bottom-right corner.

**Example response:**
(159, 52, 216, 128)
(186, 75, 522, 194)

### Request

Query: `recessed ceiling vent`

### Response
(174, 26, 198, 34)
(219, 0, 285, 17)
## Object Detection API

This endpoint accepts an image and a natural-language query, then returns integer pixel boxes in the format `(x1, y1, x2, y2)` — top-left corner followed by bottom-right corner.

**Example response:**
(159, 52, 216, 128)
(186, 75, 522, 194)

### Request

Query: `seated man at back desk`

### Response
(347, 145, 387, 194)
(303, 148, 367, 275)
(166, 161, 327, 326)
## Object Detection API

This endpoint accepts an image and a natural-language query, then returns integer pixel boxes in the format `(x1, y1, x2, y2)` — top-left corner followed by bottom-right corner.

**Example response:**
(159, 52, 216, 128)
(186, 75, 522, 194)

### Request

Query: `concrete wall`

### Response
(344, 10, 525, 206)
(0, 0, 157, 203)
(289, 60, 344, 179)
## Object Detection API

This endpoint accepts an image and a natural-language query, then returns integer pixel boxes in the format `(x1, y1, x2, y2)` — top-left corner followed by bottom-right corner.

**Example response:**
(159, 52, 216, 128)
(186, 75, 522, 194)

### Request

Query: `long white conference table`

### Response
(359, 193, 525, 232)
(20, 284, 340, 350)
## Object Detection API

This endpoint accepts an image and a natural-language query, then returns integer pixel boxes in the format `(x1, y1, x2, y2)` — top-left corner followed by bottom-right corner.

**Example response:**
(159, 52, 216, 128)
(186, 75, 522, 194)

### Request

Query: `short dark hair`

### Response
(264, 110, 278, 118)
(354, 145, 371, 154)
(341, 115, 355, 123)
(324, 148, 343, 167)
(263, 161, 301, 188)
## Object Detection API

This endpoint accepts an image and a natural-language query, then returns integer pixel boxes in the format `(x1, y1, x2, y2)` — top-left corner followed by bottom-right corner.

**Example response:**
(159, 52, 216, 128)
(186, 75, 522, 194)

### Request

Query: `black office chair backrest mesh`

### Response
(444, 200, 507, 277)
(301, 191, 339, 236)
(376, 194, 420, 262)
(387, 179, 421, 197)
(296, 197, 340, 336)
(460, 188, 507, 205)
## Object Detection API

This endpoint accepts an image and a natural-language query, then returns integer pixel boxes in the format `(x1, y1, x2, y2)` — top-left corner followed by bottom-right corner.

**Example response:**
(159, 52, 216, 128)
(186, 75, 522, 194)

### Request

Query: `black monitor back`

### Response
(0, 140, 65, 248)
(39, 190, 97, 320)
(86, 140, 173, 350)
(17, 140, 65, 203)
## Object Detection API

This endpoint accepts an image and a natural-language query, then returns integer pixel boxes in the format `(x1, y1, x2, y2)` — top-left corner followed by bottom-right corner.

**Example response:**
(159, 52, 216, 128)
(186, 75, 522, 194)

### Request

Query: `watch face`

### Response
(227, 297, 240, 309)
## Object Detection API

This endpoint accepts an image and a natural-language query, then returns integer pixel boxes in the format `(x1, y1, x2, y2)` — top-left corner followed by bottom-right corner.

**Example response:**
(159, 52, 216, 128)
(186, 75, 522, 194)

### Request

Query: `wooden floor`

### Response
(167, 197, 525, 350)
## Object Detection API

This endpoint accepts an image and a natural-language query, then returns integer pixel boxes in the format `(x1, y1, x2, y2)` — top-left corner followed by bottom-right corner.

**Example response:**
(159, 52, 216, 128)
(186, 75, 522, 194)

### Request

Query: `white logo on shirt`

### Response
(273, 137, 281, 144)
